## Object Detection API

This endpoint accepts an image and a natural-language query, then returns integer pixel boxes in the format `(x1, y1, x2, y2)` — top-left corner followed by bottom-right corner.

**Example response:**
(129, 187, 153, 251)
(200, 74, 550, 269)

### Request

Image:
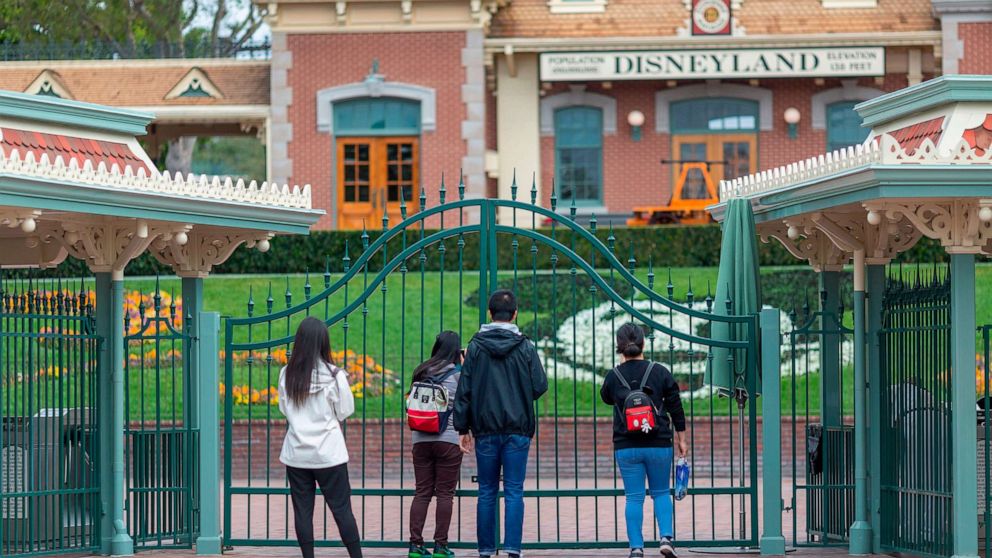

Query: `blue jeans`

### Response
(616, 447, 675, 548)
(475, 434, 531, 555)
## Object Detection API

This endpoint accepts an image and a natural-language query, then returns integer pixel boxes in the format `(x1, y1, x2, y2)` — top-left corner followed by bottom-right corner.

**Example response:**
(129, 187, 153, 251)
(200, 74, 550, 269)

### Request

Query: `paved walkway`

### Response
(130, 549, 853, 557)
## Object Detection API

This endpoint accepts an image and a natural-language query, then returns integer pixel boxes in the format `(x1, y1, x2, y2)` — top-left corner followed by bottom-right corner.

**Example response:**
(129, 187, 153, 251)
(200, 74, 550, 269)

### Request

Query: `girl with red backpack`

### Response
(601, 323, 688, 558)
(405, 331, 470, 558)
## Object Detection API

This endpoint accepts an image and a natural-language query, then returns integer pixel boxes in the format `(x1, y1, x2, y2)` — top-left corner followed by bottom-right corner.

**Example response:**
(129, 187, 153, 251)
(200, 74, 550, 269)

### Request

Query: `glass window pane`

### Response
(388, 164, 398, 181)
(334, 98, 421, 136)
(345, 185, 355, 202)
(345, 165, 356, 182)
(827, 101, 869, 152)
(401, 164, 412, 181)
(671, 98, 759, 133)
(723, 141, 751, 180)
(388, 184, 399, 202)
(359, 185, 369, 202)
(555, 107, 603, 204)
(358, 165, 369, 182)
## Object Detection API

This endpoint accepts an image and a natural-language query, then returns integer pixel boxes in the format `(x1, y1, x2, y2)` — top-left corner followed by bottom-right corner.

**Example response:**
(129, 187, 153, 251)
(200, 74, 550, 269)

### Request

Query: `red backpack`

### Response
(406, 367, 459, 434)
(612, 362, 662, 434)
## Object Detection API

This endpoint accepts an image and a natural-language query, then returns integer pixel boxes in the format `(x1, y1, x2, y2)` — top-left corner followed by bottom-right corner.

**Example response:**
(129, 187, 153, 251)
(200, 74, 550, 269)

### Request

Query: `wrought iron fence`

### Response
(0, 39, 271, 62)
(222, 180, 760, 551)
(785, 291, 855, 547)
(0, 275, 101, 558)
(123, 282, 197, 549)
(878, 267, 953, 558)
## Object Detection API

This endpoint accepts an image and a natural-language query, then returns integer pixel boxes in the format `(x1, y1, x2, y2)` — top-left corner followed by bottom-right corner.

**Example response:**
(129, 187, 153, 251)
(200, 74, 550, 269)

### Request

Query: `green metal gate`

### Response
(0, 276, 101, 558)
(223, 186, 760, 551)
(786, 291, 855, 547)
(878, 268, 953, 558)
(124, 283, 198, 549)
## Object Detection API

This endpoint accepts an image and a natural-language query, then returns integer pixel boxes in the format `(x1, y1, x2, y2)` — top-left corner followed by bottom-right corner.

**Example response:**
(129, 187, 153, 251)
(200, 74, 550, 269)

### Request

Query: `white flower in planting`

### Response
(538, 299, 853, 394)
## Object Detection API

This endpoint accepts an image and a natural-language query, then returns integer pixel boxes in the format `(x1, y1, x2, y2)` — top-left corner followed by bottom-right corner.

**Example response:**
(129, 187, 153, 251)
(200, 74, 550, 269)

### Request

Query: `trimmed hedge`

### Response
(15, 224, 947, 278)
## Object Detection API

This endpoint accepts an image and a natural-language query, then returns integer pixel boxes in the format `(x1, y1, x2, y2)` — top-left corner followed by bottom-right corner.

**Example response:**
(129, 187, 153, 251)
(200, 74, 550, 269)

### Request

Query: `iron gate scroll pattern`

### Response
(879, 269, 953, 558)
(223, 184, 760, 550)
(124, 284, 198, 549)
(0, 277, 101, 558)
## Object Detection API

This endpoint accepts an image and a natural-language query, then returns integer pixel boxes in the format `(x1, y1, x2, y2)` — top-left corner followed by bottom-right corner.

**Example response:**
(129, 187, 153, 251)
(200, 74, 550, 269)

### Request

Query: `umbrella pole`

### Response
(736, 388, 747, 543)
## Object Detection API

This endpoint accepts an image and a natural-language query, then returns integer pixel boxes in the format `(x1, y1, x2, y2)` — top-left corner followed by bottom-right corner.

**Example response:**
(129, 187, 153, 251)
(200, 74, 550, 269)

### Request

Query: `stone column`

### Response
(496, 52, 540, 225)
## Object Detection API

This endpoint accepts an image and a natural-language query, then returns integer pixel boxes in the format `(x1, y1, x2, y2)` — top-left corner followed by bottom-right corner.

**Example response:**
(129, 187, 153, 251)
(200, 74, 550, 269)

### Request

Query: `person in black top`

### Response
(601, 323, 687, 558)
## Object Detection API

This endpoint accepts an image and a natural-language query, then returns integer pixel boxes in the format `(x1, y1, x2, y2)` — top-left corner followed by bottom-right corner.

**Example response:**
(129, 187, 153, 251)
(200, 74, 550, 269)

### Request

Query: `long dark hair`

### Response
(616, 322, 645, 358)
(412, 331, 462, 383)
(285, 316, 333, 407)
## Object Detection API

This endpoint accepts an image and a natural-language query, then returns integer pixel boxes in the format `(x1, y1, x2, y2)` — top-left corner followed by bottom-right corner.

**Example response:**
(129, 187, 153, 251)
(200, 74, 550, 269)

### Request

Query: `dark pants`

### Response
(409, 441, 464, 546)
(287, 464, 362, 558)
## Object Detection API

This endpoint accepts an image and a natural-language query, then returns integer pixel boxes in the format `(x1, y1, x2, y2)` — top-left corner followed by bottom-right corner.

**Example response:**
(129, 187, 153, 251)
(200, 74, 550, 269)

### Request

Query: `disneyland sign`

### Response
(539, 47, 885, 81)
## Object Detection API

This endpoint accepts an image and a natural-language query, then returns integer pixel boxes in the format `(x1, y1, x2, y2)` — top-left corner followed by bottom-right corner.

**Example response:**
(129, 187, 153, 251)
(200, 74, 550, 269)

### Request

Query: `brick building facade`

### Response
(1, 1, 986, 230)
(261, 0, 992, 229)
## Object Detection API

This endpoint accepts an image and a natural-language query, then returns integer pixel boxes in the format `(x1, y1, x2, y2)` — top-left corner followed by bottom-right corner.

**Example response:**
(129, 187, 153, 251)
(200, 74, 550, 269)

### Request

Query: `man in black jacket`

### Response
(453, 289, 548, 558)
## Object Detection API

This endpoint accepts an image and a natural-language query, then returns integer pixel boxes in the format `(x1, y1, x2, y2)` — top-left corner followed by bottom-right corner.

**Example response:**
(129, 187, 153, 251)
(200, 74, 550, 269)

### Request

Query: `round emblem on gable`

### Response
(693, 0, 731, 34)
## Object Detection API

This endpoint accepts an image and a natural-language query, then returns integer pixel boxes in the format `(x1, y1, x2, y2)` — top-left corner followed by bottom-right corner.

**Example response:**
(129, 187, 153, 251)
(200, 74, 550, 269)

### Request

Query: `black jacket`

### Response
(453, 325, 548, 437)
(600, 360, 686, 450)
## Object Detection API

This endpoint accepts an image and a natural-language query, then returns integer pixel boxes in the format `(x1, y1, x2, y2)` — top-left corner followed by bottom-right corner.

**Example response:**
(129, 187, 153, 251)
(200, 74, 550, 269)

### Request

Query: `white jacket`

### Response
(278, 362, 355, 469)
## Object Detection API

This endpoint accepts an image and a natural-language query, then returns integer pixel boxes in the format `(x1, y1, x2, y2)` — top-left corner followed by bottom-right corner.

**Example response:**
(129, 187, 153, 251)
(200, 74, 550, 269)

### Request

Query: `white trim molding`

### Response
(821, 0, 876, 8)
(539, 85, 617, 136)
(547, 0, 607, 14)
(316, 78, 437, 134)
(810, 80, 885, 130)
(654, 82, 772, 133)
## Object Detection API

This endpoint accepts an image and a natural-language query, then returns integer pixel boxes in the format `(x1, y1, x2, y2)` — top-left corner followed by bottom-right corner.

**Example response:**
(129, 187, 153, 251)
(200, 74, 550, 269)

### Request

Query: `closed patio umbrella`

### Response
(707, 196, 762, 551)
(708, 197, 762, 396)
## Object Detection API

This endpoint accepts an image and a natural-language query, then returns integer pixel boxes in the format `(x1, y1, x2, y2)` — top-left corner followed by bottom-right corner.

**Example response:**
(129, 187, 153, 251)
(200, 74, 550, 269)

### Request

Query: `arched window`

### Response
(554, 106, 603, 206)
(670, 98, 759, 134)
(826, 101, 869, 152)
(333, 97, 421, 136)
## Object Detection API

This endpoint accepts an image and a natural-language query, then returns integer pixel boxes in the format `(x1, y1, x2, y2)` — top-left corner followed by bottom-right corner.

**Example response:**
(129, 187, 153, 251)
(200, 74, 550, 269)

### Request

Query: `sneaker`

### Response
(432, 544, 455, 558)
(629, 549, 645, 558)
(659, 537, 678, 558)
(408, 544, 430, 558)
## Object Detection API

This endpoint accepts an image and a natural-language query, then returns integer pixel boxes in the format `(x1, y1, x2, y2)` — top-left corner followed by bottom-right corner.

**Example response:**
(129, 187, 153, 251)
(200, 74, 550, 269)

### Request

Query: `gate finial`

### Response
(510, 169, 517, 201)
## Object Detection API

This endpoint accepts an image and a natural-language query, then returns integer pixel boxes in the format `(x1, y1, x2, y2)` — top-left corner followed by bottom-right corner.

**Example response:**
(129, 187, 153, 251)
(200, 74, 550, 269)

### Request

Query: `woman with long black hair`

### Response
(407, 331, 468, 558)
(278, 316, 362, 558)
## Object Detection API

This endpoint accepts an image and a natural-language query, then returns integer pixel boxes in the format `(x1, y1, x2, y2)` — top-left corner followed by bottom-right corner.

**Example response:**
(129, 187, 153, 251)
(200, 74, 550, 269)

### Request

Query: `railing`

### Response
(0, 39, 272, 62)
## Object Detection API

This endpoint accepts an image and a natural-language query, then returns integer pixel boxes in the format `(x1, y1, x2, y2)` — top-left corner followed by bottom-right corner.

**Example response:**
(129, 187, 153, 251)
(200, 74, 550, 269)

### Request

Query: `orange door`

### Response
(671, 133, 757, 199)
(337, 137, 419, 230)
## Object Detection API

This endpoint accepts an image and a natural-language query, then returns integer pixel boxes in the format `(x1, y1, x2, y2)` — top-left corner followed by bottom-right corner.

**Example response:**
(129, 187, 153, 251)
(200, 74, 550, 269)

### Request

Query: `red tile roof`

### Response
(1, 127, 151, 174)
(489, 0, 937, 38)
(880, 116, 945, 153)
